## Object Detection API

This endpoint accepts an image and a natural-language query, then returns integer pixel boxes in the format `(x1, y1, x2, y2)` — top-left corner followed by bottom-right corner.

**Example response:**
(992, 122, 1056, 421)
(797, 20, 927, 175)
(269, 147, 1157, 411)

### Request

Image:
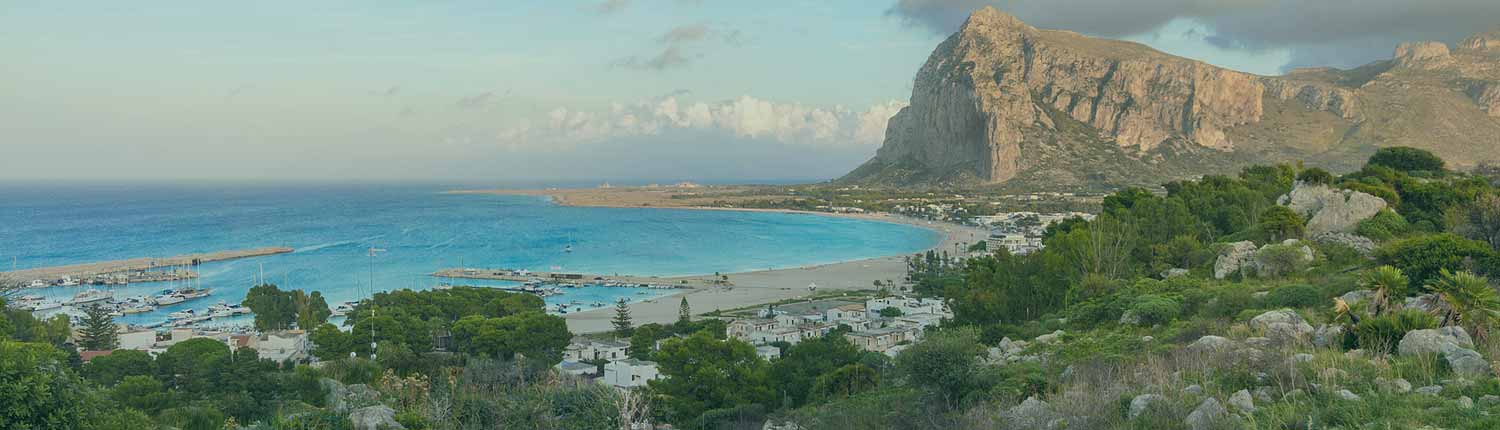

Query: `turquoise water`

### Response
(1, 184, 940, 327)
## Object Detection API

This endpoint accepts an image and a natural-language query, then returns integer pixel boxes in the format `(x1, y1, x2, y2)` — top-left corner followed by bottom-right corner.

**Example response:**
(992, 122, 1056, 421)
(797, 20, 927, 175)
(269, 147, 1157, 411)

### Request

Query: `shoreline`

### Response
(459, 188, 987, 334)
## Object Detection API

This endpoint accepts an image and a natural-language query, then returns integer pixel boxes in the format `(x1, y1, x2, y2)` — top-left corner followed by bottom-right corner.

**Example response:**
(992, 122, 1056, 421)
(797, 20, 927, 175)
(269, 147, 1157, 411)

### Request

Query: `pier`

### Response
(6, 247, 294, 287)
(431, 267, 727, 289)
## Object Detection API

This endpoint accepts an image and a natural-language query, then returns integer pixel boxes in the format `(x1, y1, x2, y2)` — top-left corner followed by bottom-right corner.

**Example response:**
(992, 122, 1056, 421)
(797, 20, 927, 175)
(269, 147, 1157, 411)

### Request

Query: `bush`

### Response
(1350, 310, 1438, 353)
(1368, 147, 1446, 174)
(1204, 285, 1258, 318)
(1375, 233, 1494, 290)
(1265, 284, 1323, 308)
(1255, 243, 1312, 278)
(1130, 295, 1182, 326)
(1298, 167, 1334, 185)
(1358, 210, 1411, 241)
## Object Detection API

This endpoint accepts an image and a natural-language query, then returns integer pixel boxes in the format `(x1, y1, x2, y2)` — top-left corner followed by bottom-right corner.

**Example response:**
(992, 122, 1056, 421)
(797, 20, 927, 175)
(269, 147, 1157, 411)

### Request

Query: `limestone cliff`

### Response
(844, 7, 1500, 189)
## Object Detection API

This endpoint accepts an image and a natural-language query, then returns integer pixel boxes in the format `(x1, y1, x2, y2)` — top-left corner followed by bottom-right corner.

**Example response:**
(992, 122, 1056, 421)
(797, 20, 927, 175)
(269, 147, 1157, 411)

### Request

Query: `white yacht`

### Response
(331, 302, 357, 317)
(68, 289, 114, 306)
(208, 302, 250, 318)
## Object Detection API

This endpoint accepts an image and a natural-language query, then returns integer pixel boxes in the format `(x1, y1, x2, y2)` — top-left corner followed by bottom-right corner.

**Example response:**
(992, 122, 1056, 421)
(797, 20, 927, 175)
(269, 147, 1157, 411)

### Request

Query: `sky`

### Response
(3, 1, 1496, 183)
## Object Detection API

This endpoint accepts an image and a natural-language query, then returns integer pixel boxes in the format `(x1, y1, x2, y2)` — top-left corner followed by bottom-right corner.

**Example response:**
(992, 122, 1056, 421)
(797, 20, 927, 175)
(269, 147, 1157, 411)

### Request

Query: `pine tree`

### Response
(78, 304, 118, 351)
(678, 297, 692, 324)
(612, 298, 634, 338)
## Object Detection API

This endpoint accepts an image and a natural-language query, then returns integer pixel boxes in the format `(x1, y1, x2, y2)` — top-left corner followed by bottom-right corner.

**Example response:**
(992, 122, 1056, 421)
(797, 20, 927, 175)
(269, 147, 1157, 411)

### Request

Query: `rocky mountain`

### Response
(842, 7, 1500, 189)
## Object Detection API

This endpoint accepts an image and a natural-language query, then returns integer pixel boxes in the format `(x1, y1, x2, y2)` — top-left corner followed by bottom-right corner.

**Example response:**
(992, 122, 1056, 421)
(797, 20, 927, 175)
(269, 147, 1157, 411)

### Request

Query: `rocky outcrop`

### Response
(1184, 398, 1227, 430)
(1467, 81, 1500, 117)
(1128, 394, 1164, 419)
(1399, 327, 1492, 377)
(843, 7, 1500, 188)
(1278, 183, 1387, 235)
(1249, 309, 1314, 344)
(1214, 241, 1259, 279)
(350, 405, 405, 430)
(1312, 232, 1377, 255)
(1004, 397, 1054, 428)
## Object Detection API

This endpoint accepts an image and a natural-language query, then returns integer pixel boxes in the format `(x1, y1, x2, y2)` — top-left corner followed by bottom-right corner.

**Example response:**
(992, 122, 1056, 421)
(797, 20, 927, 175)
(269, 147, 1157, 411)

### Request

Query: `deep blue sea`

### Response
(0, 183, 940, 327)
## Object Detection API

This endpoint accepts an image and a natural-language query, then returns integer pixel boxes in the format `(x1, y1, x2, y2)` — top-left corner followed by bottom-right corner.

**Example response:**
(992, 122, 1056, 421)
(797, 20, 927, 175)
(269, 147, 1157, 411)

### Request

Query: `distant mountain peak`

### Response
(841, 10, 1500, 190)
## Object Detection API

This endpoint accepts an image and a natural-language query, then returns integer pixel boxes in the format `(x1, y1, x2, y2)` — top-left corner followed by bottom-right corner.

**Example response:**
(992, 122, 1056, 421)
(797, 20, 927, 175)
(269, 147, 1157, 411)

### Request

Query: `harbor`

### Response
(5, 247, 295, 287)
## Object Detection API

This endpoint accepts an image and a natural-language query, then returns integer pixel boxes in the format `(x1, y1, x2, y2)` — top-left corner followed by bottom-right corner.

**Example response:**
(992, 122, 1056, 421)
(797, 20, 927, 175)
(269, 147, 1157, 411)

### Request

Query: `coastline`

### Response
(461, 188, 987, 334)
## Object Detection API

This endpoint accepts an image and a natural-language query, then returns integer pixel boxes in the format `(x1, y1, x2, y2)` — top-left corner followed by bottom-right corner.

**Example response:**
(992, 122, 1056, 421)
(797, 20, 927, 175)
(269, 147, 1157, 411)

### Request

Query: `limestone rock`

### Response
(763, 421, 804, 430)
(1335, 389, 1361, 401)
(1314, 324, 1346, 348)
(1292, 353, 1315, 363)
(1313, 232, 1377, 255)
(1005, 396, 1053, 429)
(1376, 377, 1412, 394)
(1184, 398, 1227, 430)
(1186, 336, 1237, 354)
(1459, 396, 1475, 409)
(1184, 384, 1203, 395)
(1214, 241, 1259, 279)
(1480, 394, 1500, 406)
(1405, 294, 1441, 314)
(1394, 41, 1452, 68)
(350, 405, 405, 430)
(1399, 327, 1475, 356)
(1119, 310, 1141, 326)
(1162, 268, 1189, 278)
(1035, 330, 1064, 344)
(1128, 394, 1164, 420)
(1443, 347, 1492, 378)
(1278, 183, 1387, 236)
(1228, 389, 1255, 412)
(1249, 309, 1314, 343)
(1416, 385, 1443, 396)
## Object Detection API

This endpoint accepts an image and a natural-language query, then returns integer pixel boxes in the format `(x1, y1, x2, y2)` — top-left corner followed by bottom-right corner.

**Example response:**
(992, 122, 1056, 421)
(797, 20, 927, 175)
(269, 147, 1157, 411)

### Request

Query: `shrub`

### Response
(1368, 147, 1446, 173)
(1256, 206, 1307, 243)
(1351, 310, 1438, 353)
(1255, 242, 1311, 278)
(1130, 295, 1182, 326)
(1266, 284, 1323, 308)
(1358, 210, 1411, 241)
(1204, 285, 1257, 318)
(1297, 167, 1335, 185)
(1375, 233, 1494, 290)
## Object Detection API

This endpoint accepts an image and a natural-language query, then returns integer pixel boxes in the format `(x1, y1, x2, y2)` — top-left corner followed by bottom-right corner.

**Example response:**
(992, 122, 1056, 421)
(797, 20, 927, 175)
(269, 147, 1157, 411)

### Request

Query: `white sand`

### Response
(564, 214, 986, 333)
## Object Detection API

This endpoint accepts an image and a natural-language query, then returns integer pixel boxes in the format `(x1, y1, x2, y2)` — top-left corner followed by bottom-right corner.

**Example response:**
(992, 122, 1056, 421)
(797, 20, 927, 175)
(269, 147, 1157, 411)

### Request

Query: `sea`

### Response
(0, 183, 941, 328)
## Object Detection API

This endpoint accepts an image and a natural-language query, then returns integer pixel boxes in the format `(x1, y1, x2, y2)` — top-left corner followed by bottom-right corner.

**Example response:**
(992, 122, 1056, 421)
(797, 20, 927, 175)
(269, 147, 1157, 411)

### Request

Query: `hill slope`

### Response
(842, 7, 1500, 190)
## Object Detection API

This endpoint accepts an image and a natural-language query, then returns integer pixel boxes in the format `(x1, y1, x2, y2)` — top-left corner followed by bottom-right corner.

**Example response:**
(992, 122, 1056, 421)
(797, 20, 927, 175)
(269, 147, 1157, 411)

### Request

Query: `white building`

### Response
(555, 361, 596, 377)
(865, 297, 951, 320)
(896, 313, 945, 330)
(844, 326, 923, 355)
(254, 330, 311, 363)
(564, 340, 629, 362)
(755, 345, 781, 361)
(601, 359, 660, 388)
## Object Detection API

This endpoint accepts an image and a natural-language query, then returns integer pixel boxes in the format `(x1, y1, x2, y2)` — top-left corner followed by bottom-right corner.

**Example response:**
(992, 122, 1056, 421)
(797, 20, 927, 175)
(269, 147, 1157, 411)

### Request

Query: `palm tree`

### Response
(1362, 265, 1410, 316)
(1426, 269, 1500, 340)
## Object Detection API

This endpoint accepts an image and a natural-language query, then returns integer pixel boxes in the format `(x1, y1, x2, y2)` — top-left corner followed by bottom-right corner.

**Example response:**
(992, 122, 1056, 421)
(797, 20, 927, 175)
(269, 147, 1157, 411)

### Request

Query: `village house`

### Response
(755, 345, 781, 361)
(601, 359, 660, 389)
(554, 361, 596, 377)
(564, 339, 629, 362)
(844, 326, 923, 355)
(865, 297, 951, 320)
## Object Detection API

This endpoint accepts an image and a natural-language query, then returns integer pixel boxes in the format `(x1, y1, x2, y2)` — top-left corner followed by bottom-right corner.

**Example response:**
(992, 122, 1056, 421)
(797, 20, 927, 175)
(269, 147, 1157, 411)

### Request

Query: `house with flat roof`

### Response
(601, 359, 659, 388)
(844, 326, 922, 355)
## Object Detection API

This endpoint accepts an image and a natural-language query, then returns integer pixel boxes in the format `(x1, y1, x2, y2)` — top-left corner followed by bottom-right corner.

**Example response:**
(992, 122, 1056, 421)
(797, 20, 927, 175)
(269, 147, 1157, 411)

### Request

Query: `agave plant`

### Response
(1361, 265, 1410, 316)
(1426, 269, 1500, 340)
(1332, 297, 1361, 325)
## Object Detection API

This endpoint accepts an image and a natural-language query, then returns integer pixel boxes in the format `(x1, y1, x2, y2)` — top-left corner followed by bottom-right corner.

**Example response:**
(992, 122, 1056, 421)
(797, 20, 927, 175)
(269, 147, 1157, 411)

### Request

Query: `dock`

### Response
(6, 247, 295, 286)
(431, 267, 728, 289)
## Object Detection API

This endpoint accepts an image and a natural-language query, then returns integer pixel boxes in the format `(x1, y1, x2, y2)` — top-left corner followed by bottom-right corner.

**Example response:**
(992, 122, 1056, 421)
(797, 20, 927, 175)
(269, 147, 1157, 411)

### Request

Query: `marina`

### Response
(6, 247, 295, 287)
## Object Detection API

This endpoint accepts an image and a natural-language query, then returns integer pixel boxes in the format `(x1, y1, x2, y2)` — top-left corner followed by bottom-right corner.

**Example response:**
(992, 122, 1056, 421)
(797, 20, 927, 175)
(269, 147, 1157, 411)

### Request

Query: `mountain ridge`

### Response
(843, 7, 1500, 189)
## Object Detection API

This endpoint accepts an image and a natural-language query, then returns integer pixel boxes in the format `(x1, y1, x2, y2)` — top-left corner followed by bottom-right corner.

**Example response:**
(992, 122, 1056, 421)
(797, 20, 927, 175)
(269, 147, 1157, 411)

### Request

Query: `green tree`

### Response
(808, 363, 879, 404)
(1449, 193, 1500, 251)
(110, 375, 170, 415)
(877, 307, 904, 318)
(612, 298, 634, 338)
(678, 297, 692, 325)
(1376, 234, 1494, 289)
(1296, 167, 1334, 185)
(82, 349, 153, 386)
(450, 312, 571, 364)
(77, 304, 117, 351)
(1362, 266, 1411, 316)
(244, 284, 297, 331)
(1256, 205, 1306, 242)
(1427, 270, 1500, 340)
(651, 331, 772, 426)
(295, 290, 332, 330)
(154, 338, 231, 395)
(767, 334, 862, 408)
(0, 341, 90, 430)
(1368, 146, 1446, 173)
(309, 323, 353, 361)
(896, 328, 989, 411)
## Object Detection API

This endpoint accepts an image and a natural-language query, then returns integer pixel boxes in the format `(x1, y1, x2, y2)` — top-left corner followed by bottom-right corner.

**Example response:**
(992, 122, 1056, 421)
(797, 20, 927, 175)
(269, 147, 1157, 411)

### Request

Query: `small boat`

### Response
(331, 302, 356, 317)
(69, 289, 114, 306)
(208, 302, 250, 318)
(167, 309, 197, 320)
(120, 304, 155, 315)
(28, 280, 47, 288)
(27, 300, 64, 312)
(564, 244, 573, 253)
(153, 293, 185, 306)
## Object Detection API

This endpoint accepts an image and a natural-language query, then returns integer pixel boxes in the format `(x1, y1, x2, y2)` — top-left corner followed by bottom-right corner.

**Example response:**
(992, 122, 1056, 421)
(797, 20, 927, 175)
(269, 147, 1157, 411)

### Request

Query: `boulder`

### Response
(1416, 385, 1443, 396)
(1249, 309, 1314, 343)
(1480, 395, 1500, 407)
(1184, 398, 1227, 430)
(1404, 294, 1441, 314)
(1335, 389, 1361, 401)
(1459, 396, 1475, 410)
(1313, 324, 1346, 348)
(350, 405, 405, 430)
(1278, 183, 1387, 235)
(1443, 347, 1492, 377)
(1228, 389, 1255, 412)
(1337, 290, 1375, 307)
(321, 378, 349, 413)
(1162, 268, 1189, 278)
(1312, 232, 1378, 255)
(763, 421, 804, 430)
(1128, 394, 1164, 420)
(1119, 310, 1141, 326)
(1186, 336, 1237, 354)
(1398, 327, 1475, 356)
(1005, 396, 1053, 429)
(1214, 241, 1259, 279)
(1292, 353, 1315, 363)
(1184, 384, 1204, 395)
(1035, 330, 1064, 344)
(1376, 377, 1412, 394)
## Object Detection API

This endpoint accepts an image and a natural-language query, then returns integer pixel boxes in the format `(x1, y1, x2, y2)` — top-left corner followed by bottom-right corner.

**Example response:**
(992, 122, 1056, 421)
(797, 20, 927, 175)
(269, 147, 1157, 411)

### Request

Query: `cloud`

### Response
(590, 0, 630, 14)
(497, 95, 907, 149)
(455, 91, 496, 109)
(886, 0, 1500, 70)
(615, 23, 742, 71)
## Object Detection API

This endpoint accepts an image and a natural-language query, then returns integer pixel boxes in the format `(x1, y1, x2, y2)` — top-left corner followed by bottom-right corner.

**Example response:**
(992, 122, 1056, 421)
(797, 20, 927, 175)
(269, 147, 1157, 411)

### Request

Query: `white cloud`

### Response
(501, 96, 906, 149)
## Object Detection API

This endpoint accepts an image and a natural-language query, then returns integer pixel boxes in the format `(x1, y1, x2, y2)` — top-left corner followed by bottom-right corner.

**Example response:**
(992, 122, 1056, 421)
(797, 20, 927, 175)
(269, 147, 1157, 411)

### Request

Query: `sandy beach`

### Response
(489, 191, 992, 333)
